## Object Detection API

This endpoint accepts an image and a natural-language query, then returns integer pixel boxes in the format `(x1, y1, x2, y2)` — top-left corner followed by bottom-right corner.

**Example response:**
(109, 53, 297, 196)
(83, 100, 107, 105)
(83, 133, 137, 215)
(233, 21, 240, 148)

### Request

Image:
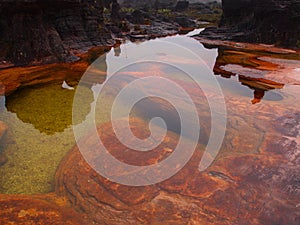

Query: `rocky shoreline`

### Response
(0, 0, 222, 68)
(1, 0, 299, 68)
(197, 0, 300, 48)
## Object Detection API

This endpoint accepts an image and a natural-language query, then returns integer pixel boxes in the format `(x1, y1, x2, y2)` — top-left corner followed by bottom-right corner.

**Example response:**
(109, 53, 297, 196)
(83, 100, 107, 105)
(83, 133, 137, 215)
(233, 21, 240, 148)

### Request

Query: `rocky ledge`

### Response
(198, 0, 300, 48)
(55, 117, 300, 225)
(0, 0, 111, 66)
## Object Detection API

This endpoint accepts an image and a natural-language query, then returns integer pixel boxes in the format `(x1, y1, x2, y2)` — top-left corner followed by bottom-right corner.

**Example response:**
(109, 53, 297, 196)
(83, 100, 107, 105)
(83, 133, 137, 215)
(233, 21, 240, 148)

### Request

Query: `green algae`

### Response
(0, 82, 126, 195)
(0, 110, 75, 194)
(6, 83, 94, 135)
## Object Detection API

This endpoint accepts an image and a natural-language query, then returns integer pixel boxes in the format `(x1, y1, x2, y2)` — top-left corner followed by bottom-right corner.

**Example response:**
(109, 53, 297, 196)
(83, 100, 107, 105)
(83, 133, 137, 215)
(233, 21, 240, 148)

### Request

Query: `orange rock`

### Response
(0, 46, 110, 96)
(0, 194, 88, 225)
(55, 116, 300, 225)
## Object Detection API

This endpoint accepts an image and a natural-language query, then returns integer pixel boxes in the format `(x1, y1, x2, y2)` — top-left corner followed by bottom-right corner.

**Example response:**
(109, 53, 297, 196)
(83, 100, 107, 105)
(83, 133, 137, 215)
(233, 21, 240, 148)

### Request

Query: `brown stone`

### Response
(0, 46, 110, 96)
(0, 194, 88, 225)
(55, 115, 300, 224)
(55, 118, 229, 224)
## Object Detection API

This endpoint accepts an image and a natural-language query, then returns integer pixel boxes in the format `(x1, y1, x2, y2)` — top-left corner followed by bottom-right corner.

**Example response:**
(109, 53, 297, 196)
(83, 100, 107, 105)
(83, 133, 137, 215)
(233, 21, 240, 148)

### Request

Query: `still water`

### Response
(0, 29, 299, 195)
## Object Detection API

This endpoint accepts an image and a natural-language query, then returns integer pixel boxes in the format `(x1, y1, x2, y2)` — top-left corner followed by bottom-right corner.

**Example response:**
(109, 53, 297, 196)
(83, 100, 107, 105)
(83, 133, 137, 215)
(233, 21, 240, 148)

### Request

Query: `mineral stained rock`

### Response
(0, 194, 88, 224)
(55, 117, 300, 224)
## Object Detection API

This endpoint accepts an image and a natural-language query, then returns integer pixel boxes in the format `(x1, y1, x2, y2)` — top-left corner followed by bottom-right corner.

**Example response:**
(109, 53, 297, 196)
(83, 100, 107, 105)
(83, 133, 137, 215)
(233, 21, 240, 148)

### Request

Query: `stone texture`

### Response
(0, 194, 88, 224)
(55, 115, 300, 224)
(0, 0, 111, 66)
(0, 46, 110, 95)
(199, 0, 300, 48)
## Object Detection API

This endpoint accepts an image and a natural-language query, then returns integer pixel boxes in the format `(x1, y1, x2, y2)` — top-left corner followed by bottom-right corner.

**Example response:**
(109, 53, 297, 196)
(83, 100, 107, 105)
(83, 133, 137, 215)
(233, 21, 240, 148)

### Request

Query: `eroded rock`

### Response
(0, 0, 111, 66)
(199, 0, 300, 48)
(55, 116, 300, 224)
(0, 194, 88, 224)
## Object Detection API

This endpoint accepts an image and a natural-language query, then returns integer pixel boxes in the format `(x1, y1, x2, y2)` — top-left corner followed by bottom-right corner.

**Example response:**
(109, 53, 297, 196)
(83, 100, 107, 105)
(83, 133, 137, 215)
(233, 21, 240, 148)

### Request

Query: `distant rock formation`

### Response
(200, 0, 300, 48)
(121, 0, 177, 9)
(0, 0, 111, 66)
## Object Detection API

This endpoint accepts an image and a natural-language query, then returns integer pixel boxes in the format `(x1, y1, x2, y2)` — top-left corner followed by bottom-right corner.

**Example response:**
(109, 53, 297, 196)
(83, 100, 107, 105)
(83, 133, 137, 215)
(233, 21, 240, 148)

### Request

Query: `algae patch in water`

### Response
(6, 83, 93, 135)
(0, 83, 93, 194)
(0, 82, 132, 194)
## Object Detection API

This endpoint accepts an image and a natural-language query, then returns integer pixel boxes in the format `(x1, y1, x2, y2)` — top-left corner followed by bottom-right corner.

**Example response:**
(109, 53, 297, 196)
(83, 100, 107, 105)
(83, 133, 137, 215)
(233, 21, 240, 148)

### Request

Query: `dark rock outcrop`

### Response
(200, 0, 300, 48)
(0, 0, 112, 66)
(174, 0, 189, 11)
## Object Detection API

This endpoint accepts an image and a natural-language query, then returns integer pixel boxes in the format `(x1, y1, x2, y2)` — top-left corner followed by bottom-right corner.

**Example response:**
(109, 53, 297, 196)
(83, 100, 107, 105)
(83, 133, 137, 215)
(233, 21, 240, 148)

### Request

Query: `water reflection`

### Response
(5, 53, 109, 135)
(209, 46, 285, 104)
(0, 28, 298, 196)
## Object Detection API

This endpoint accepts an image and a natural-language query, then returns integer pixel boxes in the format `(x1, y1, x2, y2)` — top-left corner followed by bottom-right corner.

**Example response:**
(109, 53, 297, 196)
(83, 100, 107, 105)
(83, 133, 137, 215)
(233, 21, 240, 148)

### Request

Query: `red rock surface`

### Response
(0, 46, 110, 96)
(0, 194, 88, 225)
(55, 116, 300, 224)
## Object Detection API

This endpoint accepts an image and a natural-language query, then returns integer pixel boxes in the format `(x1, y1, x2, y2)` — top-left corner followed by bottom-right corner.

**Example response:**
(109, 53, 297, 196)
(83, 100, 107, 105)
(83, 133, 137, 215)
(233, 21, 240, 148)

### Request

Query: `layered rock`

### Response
(55, 117, 300, 224)
(0, 0, 111, 66)
(0, 194, 88, 224)
(200, 0, 300, 48)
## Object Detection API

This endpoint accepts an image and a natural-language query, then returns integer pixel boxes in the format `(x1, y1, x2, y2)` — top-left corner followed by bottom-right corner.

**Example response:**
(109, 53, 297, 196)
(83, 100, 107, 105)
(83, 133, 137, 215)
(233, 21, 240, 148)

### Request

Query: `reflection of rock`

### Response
(6, 84, 93, 135)
(0, 194, 87, 224)
(238, 76, 284, 104)
(114, 45, 122, 57)
(0, 46, 110, 96)
(203, 45, 287, 103)
(207, 155, 300, 225)
(251, 89, 265, 104)
(56, 118, 223, 224)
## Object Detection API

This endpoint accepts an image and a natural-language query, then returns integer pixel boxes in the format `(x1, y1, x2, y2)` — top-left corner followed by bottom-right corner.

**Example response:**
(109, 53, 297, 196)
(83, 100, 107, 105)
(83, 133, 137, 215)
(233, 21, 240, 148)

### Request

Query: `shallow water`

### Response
(0, 29, 299, 195)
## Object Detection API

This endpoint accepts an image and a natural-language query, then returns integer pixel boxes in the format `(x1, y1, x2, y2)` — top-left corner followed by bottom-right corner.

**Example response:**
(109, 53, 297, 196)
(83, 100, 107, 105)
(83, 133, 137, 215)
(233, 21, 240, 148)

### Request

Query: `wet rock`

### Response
(56, 118, 229, 224)
(210, 155, 300, 225)
(0, 46, 110, 96)
(54, 115, 300, 224)
(273, 112, 300, 137)
(0, 194, 88, 224)
(0, 0, 111, 66)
